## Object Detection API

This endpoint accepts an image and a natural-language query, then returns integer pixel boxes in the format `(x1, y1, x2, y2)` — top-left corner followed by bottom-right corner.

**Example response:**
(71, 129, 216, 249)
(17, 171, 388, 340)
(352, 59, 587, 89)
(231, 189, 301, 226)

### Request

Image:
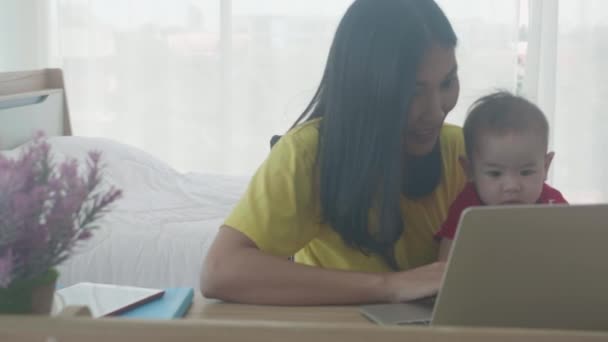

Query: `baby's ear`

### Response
(459, 156, 473, 180)
(544, 152, 555, 178)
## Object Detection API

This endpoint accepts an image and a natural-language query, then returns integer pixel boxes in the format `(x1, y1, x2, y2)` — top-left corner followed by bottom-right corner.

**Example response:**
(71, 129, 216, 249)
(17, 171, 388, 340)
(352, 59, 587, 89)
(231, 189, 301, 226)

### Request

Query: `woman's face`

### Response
(404, 44, 460, 156)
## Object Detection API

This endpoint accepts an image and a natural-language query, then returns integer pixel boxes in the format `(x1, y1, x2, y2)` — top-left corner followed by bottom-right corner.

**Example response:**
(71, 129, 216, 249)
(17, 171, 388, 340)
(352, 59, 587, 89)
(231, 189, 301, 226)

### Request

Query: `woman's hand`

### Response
(383, 261, 447, 303)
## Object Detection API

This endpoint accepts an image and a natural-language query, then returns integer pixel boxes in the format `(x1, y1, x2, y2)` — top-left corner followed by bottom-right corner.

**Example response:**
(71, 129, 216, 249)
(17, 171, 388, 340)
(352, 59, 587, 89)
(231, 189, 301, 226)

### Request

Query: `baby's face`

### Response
(469, 132, 551, 205)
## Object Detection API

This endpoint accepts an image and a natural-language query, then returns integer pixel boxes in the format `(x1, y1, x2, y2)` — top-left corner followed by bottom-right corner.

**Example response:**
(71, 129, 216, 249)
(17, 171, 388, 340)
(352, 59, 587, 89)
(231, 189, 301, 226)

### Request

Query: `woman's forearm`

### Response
(201, 226, 444, 305)
(202, 243, 389, 305)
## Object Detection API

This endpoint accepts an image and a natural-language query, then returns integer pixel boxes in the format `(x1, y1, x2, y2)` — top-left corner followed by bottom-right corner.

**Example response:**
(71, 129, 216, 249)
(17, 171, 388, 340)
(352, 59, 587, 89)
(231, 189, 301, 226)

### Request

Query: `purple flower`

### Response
(0, 249, 13, 287)
(77, 230, 93, 240)
(0, 136, 122, 286)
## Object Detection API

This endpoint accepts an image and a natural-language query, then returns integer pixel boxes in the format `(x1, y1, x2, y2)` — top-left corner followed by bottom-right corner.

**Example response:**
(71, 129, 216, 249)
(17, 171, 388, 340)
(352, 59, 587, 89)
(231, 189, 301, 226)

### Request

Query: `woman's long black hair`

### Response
(290, 0, 457, 269)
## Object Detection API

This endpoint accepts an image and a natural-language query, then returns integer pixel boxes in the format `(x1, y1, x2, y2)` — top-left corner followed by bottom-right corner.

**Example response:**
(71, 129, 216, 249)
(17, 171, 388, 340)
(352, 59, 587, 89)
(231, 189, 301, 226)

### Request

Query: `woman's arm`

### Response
(201, 226, 445, 306)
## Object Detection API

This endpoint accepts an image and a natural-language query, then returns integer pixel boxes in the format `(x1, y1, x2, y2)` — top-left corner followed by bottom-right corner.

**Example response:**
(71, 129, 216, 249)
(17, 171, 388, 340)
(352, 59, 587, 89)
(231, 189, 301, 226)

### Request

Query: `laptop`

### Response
(361, 204, 608, 331)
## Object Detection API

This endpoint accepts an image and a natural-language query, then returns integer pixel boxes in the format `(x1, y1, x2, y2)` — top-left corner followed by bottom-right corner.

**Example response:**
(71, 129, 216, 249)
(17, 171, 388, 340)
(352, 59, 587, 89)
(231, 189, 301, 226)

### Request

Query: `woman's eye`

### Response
(521, 170, 536, 176)
(441, 77, 456, 90)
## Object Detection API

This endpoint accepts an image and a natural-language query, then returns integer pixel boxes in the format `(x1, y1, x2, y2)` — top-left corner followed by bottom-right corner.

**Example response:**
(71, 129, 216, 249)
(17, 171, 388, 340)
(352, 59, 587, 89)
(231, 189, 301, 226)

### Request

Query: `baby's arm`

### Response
(438, 238, 453, 261)
(436, 184, 476, 261)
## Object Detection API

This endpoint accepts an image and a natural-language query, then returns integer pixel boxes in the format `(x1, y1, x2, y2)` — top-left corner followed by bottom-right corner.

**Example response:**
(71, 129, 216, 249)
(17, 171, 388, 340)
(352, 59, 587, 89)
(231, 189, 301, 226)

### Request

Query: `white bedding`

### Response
(4, 136, 249, 290)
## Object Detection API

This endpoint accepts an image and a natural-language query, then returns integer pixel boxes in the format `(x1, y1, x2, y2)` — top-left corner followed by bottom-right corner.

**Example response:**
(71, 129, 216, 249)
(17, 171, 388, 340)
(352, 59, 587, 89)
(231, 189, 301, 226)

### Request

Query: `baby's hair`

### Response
(463, 91, 549, 158)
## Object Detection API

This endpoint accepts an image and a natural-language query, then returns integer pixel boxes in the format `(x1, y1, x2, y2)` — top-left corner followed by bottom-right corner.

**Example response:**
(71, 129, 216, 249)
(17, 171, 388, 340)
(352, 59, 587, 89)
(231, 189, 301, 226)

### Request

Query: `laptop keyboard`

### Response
(394, 296, 436, 325)
(399, 320, 431, 325)
(411, 295, 437, 307)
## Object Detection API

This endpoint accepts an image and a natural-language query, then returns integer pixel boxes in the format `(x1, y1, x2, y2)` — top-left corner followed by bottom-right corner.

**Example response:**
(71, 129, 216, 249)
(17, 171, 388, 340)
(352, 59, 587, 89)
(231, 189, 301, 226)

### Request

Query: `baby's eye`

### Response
(485, 171, 501, 178)
(521, 169, 536, 176)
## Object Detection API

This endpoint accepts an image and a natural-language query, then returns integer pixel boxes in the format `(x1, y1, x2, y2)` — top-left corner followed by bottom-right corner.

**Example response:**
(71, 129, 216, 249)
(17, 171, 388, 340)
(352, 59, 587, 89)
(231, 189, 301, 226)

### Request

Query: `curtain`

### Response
(0, 0, 605, 203)
(519, 0, 608, 203)
(540, 0, 608, 203)
(50, 0, 352, 175)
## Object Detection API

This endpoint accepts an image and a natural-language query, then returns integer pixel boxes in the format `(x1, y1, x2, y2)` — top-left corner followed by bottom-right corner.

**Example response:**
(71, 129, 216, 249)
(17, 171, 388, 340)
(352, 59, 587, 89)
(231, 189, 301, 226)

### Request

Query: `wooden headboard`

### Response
(0, 68, 72, 149)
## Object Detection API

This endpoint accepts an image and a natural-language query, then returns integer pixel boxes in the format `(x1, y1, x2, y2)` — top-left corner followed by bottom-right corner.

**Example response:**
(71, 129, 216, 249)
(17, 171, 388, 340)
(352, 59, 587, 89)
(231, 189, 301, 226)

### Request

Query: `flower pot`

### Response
(0, 268, 59, 315)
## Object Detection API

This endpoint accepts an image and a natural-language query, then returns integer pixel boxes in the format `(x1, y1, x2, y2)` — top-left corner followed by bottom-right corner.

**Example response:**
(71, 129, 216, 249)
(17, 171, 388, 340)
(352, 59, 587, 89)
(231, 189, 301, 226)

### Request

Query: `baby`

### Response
(437, 91, 567, 258)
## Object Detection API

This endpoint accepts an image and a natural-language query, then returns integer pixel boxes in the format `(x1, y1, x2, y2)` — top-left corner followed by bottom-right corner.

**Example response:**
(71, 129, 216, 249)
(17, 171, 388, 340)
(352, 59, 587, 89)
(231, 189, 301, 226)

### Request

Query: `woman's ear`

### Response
(544, 151, 555, 180)
(459, 156, 473, 180)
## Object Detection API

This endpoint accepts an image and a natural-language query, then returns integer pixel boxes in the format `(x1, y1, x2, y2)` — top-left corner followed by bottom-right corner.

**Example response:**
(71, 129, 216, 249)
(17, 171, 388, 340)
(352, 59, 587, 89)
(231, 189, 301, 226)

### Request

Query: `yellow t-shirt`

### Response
(225, 118, 466, 272)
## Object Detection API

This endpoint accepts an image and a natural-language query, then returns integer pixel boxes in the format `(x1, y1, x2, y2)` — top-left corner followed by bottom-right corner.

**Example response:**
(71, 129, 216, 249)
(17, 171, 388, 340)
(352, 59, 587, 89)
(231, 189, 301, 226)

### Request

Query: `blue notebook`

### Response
(119, 287, 194, 319)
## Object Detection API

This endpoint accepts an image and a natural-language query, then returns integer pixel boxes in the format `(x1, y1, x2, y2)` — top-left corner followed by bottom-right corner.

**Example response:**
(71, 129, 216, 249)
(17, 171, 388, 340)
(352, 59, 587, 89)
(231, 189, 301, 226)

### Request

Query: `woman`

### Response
(202, 0, 466, 305)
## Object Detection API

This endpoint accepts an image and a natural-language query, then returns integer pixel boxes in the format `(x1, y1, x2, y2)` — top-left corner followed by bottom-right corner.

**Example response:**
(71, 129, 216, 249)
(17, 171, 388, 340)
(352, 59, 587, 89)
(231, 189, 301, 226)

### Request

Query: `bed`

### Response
(0, 69, 249, 290)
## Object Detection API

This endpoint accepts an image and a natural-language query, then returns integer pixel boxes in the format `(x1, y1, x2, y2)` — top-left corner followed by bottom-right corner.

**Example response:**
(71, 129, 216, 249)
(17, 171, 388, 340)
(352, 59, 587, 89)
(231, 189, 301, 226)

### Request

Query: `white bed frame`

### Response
(0, 68, 71, 149)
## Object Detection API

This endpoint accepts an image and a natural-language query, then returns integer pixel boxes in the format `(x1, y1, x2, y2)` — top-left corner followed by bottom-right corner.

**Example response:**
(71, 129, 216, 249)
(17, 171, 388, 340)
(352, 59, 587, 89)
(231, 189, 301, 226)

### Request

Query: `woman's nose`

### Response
(425, 91, 445, 123)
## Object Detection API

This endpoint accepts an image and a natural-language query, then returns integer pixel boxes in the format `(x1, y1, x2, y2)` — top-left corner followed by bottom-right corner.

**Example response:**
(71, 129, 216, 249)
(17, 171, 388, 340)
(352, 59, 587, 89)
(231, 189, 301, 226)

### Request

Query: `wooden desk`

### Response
(2, 314, 608, 342)
(185, 295, 369, 324)
(3, 295, 608, 342)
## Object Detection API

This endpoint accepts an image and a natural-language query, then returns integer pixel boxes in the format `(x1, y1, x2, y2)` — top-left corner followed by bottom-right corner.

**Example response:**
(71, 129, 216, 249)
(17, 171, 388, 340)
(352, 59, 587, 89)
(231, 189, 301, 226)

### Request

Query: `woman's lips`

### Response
(410, 127, 439, 142)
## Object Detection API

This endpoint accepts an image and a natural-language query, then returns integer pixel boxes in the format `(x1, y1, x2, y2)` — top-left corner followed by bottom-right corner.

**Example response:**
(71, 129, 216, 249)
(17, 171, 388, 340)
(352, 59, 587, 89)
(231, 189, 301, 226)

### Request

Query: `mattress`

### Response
(3, 136, 249, 290)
